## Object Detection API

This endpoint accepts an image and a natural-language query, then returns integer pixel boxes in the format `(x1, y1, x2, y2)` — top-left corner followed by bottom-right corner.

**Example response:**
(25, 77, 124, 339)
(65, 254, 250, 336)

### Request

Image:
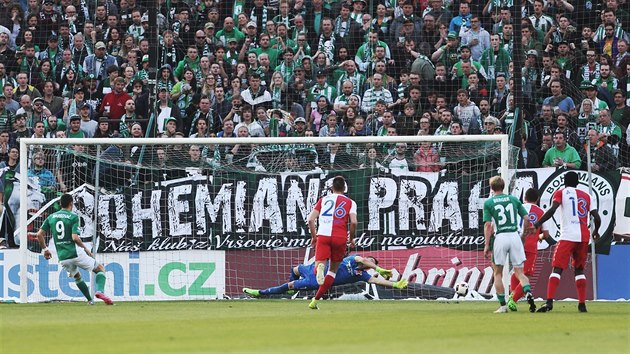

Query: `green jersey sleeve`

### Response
(482, 199, 493, 223)
(40, 216, 51, 233)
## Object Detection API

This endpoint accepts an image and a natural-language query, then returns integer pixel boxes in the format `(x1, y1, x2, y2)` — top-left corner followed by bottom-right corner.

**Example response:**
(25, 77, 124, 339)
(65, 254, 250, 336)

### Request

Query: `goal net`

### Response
(17, 135, 516, 303)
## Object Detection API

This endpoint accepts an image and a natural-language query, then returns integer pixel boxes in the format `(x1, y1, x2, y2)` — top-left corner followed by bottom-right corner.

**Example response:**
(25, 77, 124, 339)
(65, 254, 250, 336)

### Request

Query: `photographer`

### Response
(224, 94, 244, 124)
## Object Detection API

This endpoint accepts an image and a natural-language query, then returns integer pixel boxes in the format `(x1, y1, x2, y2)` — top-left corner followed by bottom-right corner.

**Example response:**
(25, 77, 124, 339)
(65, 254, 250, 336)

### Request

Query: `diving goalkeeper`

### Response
(243, 254, 408, 297)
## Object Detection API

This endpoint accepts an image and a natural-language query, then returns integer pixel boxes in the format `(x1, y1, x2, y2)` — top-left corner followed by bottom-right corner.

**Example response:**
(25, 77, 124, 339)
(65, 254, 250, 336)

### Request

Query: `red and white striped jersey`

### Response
(313, 193, 357, 238)
(553, 187, 595, 242)
(520, 203, 549, 253)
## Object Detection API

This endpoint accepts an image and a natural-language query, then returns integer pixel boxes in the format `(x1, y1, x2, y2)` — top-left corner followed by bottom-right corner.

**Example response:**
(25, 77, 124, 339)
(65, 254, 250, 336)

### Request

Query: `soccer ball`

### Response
(455, 282, 469, 296)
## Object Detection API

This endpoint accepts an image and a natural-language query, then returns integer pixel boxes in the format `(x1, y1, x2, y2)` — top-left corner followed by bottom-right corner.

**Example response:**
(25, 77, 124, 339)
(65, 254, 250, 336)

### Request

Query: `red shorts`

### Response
(315, 236, 346, 262)
(552, 240, 589, 270)
(523, 251, 537, 276)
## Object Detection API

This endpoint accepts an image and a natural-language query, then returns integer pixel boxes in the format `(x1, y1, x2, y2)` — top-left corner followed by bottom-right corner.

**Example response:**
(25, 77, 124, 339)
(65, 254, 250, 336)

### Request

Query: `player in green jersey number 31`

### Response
(483, 176, 536, 314)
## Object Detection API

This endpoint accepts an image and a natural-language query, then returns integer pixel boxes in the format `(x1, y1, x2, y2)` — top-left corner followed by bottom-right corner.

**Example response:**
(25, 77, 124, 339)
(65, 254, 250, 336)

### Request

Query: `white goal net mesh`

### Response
(17, 136, 517, 303)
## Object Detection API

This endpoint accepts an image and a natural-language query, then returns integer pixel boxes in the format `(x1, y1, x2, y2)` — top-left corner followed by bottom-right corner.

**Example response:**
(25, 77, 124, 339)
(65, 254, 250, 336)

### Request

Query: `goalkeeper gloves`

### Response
(375, 266, 393, 280)
(392, 279, 408, 289)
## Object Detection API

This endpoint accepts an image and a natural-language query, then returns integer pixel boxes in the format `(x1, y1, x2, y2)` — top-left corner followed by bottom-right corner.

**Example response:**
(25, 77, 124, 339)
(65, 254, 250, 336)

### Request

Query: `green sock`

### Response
(498, 294, 506, 306)
(76, 279, 92, 301)
(523, 284, 531, 293)
(95, 272, 106, 293)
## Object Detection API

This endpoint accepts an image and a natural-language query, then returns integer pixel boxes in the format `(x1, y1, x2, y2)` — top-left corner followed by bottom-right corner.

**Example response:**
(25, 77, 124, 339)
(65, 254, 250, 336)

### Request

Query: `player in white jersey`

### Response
(529, 171, 601, 313)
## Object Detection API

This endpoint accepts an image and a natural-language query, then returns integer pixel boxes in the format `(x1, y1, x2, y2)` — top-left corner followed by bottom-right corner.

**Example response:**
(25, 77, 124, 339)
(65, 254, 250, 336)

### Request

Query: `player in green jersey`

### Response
(36, 194, 113, 305)
(482, 176, 536, 313)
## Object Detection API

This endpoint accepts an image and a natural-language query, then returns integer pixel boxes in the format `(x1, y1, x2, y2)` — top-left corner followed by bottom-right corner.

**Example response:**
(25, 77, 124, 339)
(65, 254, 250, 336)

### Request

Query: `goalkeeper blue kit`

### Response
(293, 255, 372, 290)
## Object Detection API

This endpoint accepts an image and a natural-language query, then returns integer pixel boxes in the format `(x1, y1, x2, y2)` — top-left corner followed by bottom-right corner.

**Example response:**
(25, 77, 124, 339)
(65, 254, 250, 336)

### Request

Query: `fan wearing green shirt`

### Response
(37, 194, 114, 305)
(542, 130, 582, 169)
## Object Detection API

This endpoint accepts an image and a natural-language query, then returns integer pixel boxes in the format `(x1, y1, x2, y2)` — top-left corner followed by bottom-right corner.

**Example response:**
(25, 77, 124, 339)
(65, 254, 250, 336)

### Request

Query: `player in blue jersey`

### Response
(243, 255, 409, 297)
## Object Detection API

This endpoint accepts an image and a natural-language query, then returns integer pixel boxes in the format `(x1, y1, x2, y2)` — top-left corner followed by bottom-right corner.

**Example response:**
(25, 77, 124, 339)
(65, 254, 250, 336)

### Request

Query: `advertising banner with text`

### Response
(0, 250, 225, 301)
(225, 248, 593, 299)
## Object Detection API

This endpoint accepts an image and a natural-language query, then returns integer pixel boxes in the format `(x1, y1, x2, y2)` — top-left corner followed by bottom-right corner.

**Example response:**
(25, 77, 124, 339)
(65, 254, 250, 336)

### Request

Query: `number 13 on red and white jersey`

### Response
(553, 187, 595, 242)
(314, 194, 357, 237)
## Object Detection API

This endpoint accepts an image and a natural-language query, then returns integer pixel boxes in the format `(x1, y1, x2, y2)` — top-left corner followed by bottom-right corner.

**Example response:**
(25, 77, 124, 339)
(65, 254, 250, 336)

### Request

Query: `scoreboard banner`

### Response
(49, 168, 621, 254)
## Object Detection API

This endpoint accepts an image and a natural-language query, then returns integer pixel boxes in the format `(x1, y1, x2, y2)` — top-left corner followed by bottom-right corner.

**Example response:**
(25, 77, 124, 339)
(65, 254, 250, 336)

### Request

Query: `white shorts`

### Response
(59, 248, 97, 278)
(493, 232, 526, 267)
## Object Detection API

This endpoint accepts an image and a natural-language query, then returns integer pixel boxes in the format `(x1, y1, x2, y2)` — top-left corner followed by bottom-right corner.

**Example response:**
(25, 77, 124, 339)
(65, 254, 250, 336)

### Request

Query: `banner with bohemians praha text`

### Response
(48, 168, 620, 255)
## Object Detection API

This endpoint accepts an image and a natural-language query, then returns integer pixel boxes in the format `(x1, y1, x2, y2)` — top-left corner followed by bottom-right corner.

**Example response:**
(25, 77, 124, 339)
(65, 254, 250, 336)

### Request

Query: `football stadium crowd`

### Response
(0, 0, 629, 247)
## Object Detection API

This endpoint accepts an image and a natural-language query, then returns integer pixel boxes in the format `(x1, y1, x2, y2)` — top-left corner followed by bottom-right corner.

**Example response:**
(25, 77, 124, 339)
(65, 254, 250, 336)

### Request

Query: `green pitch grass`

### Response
(1, 300, 628, 353)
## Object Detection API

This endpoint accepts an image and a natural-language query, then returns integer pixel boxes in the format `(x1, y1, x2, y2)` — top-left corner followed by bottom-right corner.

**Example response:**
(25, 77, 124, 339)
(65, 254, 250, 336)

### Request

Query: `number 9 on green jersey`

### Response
(40, 210, 81, 261)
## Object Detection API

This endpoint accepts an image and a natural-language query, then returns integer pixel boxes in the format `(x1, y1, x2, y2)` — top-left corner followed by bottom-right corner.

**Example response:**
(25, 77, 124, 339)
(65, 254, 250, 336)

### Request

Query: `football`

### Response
(455, 282, 469, 296)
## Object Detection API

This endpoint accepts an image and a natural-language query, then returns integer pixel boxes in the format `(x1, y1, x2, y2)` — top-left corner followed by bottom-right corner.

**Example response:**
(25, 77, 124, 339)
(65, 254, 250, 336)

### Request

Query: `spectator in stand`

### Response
(235, 106, 265, 137)
(40, 81, 63, 118)
(309, 95, 334, 135)
(319, 142, 355, 170)
(66, 114, 86, 138)
(461, 16, 490, 61)
(542, 130, 582, 169)
(580, 49, 601, 83)
(477, 99, 491, 121)
(28, 97, 52, 125)
(333, 79, 358, 115)
(28, 151, 56, 194)
(480, 34, 511, 93)
(318, 114, 339, 137)
(396, 102, 419, 136)
(360, 147, 385, 170)
(14, 72, 41, 100)
(518, 135, 540, 169)
(418, 114, 432, 135)
(361, 73, 394, 115)
(596, 109, 623, 158)
(555, 113, 582, 152)
(78, 104, 96, 138)
(431, 31, 460, 72)
(241, 72, 272, 112)
(383, 143, 412, 171)
(99, 77, 131, 131)
(582, 128, 618, 172)
(82, 41, 117, 82)
(592, 64, 619, 95)
(449, 1, 471, 35)
(483, 116, 501, 135)
(611, 90, 630, 128)
(187, 95, 216, 136)
(580, 80, 609, 115)
(434, 109, 452, 136)
(453, 89, 482, 134)
(414, 135, 440, 172)
(0, 131, 11, 162)
(449, 120, 464, 135)
(3, 85, 19, 114)
(9, 113, 32, 146)
(543, 79, 576, 117)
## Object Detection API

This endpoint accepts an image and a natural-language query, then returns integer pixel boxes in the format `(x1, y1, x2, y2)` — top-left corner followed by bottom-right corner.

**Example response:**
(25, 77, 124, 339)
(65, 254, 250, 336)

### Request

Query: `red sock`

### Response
(547, 273, 561, 300)
(314, 274, 336, 300)
(575, 275, 587, 303)
(510, 274, 523, 301)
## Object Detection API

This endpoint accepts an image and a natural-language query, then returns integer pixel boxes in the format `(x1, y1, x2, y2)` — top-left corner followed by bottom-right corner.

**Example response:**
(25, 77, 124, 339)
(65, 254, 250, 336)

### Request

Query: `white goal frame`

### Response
(18, 134, 510, 303)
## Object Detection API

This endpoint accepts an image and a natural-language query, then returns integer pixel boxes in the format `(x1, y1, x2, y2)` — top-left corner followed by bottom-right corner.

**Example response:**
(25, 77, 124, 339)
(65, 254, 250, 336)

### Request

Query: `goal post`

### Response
(18, 134, 513, 304)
